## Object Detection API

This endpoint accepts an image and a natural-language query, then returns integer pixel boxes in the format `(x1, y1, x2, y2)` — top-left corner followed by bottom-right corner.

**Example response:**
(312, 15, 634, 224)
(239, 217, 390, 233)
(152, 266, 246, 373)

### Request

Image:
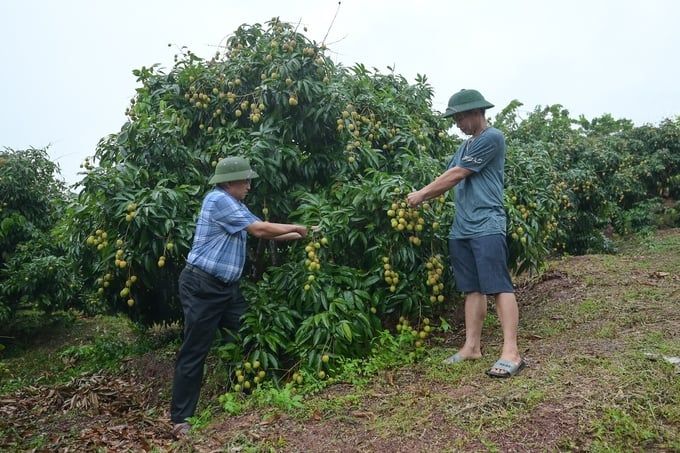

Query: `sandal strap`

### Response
(491, 359, 515, 372)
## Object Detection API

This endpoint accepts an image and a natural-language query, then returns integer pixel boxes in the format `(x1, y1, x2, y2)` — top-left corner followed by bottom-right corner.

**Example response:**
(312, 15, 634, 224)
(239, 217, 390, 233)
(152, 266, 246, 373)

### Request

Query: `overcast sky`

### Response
(1, 0, 679, 185)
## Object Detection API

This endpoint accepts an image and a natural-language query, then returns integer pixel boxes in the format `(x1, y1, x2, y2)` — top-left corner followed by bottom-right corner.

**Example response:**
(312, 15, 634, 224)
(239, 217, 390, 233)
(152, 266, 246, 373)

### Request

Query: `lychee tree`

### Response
(70, 19, 561, 382)
(0, 147, 80, 322)
(498, 103, 680, 254)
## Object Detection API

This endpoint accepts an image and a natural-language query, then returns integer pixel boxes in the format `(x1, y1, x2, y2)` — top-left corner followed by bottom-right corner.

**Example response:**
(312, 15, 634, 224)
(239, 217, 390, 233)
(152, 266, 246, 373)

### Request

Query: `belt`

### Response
(184, 264, 235, 286)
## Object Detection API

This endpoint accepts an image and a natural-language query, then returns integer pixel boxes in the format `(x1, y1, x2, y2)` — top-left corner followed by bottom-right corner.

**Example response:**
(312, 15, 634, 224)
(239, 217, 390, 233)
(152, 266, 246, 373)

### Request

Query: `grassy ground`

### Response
(1, 229, 679, 452)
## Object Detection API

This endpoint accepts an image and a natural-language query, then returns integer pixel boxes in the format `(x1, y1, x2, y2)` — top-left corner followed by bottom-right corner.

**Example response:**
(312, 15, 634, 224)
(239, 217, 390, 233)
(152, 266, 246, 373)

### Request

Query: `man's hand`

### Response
(406, 167, 471, 208)
(407, 190, 425, 208)
(295, 225, 308, 238)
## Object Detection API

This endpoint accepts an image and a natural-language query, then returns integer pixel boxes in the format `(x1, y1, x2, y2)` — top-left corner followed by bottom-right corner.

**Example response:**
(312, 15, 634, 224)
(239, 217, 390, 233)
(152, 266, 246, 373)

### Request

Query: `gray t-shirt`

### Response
(448, 127, 507, 239)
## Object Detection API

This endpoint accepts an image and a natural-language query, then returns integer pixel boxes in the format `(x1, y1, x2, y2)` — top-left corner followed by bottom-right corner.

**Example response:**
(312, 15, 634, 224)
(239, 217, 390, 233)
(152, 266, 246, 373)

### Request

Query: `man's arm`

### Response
(271, 232, 303, 241)
(407, 166, 473, 207)
(246, 221, 307, 240)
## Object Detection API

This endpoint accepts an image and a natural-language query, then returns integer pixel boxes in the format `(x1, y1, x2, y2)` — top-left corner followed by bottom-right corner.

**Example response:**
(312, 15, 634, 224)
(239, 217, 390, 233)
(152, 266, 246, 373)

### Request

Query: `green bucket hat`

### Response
(209, 156, 259, 184)
(442, 89, 494, 118)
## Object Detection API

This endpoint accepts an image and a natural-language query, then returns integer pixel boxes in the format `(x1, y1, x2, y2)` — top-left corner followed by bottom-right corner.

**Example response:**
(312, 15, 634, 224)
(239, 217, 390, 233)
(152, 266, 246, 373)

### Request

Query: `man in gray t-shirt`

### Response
(407, 89, 525, 378)
(449, 126, 507, 239)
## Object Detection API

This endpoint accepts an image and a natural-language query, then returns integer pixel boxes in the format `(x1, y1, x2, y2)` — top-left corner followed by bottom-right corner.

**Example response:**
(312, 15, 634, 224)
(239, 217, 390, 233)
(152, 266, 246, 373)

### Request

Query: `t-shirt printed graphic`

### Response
(447, 127, 507, 239)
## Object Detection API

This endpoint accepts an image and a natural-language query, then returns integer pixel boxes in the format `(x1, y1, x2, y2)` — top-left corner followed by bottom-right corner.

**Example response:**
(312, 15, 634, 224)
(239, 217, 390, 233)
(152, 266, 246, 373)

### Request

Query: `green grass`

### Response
(588, 365, 680, 451)
(576, 297, 605, 318)
(637, 330, 680, 356)
(483, 312, 500, 329)
(595, 321, 619, 339)
(527, 317, 571, 337)
(423, 354, 482, 382)
(303, 390, 363, 417)
(0, 312, 156, 394)
(370, 392, 433, 436)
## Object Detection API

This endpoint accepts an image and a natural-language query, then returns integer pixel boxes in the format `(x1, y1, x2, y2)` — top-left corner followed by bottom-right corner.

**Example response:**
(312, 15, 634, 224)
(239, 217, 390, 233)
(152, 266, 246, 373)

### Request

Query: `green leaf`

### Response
(341, 322, 353, 342)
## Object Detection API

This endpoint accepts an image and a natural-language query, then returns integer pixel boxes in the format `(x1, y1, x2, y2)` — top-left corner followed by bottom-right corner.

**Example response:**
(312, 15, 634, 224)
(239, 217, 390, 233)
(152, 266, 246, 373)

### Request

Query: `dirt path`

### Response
(2, 230, 679, 451)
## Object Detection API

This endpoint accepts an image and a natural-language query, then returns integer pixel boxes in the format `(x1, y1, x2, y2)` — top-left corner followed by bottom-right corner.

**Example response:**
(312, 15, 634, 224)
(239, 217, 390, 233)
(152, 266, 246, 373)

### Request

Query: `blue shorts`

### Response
(449, 234, 514, 295)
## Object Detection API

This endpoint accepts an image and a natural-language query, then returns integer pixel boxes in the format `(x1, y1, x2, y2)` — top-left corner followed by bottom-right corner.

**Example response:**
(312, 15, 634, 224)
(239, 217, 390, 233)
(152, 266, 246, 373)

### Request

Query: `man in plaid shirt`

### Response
(170, 156, 307, 437)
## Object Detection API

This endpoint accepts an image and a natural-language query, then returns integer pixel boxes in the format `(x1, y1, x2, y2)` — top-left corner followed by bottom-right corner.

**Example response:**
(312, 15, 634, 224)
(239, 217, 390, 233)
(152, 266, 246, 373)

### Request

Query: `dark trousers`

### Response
(170, 265, 247, 423)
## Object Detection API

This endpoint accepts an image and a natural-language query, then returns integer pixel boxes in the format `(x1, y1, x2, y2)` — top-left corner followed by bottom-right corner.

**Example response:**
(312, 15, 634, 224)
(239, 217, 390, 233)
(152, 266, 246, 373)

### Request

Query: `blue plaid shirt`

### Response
(186, 187, 260, 283)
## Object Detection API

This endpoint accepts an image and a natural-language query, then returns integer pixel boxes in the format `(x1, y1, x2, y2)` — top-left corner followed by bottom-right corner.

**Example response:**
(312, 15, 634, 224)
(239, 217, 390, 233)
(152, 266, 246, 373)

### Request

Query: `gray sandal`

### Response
(486, 358, 526, 378)
(442, 352, 464, 364)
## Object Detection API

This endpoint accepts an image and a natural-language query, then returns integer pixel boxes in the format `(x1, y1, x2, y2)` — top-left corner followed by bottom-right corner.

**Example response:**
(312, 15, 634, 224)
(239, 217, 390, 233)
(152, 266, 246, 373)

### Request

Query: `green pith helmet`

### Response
(442, 89, 495, 118)
(208, 156, 259, 184)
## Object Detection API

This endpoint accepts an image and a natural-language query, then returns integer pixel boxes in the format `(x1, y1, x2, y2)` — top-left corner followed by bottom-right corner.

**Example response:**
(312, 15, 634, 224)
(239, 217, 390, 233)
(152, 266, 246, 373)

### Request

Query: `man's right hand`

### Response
(407, 190, 425, 208)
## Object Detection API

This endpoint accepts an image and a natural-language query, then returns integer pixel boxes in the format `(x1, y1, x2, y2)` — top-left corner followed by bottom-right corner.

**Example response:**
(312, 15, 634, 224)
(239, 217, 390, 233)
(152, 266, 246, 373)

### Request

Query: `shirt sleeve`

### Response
(446, 145, 463, 170)
(212, 196, 261, 234)
(458, 133, 502, 173)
